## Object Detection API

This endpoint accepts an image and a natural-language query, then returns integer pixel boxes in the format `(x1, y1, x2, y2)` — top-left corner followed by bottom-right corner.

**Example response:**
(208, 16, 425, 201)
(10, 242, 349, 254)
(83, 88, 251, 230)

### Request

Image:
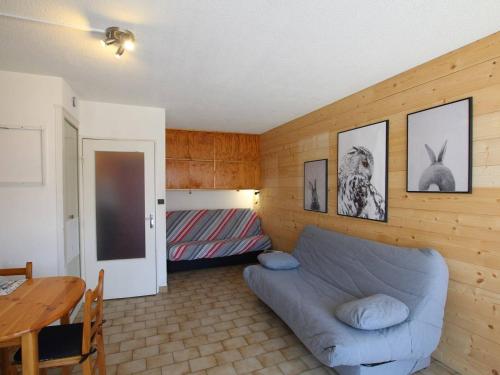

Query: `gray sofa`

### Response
(243, 225, 448, 375)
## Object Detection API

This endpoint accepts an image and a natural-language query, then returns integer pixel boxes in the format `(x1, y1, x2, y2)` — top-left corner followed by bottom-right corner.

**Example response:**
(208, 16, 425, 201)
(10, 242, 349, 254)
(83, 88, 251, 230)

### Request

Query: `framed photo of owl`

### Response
(407, 97, 472, 193)
(304, 159, 328, 213)
(337, 121, 388, 222)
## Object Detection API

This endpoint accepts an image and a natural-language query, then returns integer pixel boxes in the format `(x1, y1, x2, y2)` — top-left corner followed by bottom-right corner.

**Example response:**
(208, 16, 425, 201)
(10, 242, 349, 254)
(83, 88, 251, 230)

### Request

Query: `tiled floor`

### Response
(79, 265, 456, 375)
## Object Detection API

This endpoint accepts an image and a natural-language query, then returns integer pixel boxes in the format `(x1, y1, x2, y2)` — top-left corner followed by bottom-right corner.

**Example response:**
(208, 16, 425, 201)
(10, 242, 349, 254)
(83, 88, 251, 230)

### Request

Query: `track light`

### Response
(123, 34, 135, 51)
(101, 38, 116, 47)
(115, 45, 125, 58)
(101, 26, 135, 58)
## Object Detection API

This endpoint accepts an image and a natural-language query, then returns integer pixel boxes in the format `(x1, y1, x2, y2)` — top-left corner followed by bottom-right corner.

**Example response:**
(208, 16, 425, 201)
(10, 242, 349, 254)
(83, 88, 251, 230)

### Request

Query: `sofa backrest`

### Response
(293, 225, 448, 327)
(166, 209, 263, 244)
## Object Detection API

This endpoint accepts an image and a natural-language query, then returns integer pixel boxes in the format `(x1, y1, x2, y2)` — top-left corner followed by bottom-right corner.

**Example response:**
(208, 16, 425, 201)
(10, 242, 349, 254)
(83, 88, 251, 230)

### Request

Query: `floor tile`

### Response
(71, 265, 456, 375)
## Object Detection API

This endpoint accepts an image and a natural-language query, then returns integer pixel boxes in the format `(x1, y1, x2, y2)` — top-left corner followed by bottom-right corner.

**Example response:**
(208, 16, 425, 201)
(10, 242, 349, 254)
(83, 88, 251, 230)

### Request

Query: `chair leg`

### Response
(81, 358, 92, 375)
(40, 369, 47, 375)
(96, 332, 106, 375)
(1, 348, 10, 375)
(1, 348, 16, 375)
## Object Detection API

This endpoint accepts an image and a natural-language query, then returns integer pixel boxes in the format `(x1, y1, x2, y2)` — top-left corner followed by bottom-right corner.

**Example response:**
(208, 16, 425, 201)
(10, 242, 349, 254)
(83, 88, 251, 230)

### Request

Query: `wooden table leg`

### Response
(60, 312, 70, 325)
(21, 331, 38, 375)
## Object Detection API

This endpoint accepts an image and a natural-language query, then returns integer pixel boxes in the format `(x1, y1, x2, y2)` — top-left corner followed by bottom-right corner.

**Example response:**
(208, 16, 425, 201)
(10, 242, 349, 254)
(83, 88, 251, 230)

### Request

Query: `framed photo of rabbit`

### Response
(337, 121, 388, 222)
(407, 97, 472, 193)
(304, 159, 328, 213)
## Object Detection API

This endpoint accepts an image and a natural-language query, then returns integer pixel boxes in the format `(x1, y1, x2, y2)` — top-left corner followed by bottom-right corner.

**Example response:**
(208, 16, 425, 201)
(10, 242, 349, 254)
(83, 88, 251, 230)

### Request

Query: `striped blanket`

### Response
(166, 209, 272, 261)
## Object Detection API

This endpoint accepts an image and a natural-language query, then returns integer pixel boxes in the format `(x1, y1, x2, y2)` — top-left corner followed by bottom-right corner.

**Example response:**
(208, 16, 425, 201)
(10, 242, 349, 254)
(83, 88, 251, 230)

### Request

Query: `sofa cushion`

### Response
(335, 294, 410, 330)
(258, 252, 300, 270)
(169, 234, 271, 261)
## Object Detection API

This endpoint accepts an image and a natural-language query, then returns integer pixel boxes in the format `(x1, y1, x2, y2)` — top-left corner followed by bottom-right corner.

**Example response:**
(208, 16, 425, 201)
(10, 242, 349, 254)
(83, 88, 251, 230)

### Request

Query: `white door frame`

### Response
(80, 137, 158, 299)
(54, 106, 80, 277)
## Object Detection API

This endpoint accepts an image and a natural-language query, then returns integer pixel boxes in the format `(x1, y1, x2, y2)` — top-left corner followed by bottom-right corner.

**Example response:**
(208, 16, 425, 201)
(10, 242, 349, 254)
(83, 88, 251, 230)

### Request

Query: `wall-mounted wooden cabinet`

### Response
(166, 129, 260, 190)
(166, 130, 215, 160)
(214, 161, 260, 189)
(166, 159, 214, 189)
(214, 133, 259, 161)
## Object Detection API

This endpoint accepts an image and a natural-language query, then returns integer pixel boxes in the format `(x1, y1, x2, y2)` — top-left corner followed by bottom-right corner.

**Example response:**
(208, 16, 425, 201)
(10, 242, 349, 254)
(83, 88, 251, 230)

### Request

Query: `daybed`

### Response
(244, 225, 448, 375)
(166, 208, 271, 272)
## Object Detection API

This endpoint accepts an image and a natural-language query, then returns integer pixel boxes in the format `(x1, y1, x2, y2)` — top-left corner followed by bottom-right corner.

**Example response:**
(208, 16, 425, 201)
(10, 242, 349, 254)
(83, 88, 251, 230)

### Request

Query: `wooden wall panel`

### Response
(258, 32, 500, 375)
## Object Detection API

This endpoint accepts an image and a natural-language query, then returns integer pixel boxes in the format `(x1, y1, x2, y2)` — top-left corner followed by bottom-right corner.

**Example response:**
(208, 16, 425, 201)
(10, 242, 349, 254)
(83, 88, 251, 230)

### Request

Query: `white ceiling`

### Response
(0, 1, 499, 133)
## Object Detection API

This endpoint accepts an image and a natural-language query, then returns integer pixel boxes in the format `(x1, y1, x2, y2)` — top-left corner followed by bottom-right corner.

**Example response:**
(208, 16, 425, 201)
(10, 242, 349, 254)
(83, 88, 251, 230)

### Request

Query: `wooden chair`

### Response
(0, 262, 32, 279)
(13, 270, 106, 375)
(0, 262, 33, 375)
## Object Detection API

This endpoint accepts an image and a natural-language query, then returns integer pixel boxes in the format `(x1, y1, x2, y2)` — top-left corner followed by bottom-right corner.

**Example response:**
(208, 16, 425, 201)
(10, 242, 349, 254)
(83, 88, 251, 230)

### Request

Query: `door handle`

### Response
(146, 214, 155, 228)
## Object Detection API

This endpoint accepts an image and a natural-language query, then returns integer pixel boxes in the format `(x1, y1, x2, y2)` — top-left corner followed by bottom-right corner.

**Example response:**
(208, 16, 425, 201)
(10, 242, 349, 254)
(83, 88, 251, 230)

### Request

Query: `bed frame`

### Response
(167, 251, 263, 273)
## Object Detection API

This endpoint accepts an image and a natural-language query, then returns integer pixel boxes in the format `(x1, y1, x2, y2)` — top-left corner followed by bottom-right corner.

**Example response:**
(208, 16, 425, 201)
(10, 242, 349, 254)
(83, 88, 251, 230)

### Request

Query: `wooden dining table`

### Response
(0, 276, 85, 374)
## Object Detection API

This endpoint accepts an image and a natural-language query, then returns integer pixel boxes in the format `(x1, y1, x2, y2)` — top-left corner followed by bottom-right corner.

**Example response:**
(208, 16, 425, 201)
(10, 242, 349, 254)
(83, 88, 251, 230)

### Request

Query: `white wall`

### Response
(79, 101, 167, 287)
(62, 79, 79, 120)
(165, 190, 257, 211)
(0, 71, 77, 276)
(0, 72, 253, 286)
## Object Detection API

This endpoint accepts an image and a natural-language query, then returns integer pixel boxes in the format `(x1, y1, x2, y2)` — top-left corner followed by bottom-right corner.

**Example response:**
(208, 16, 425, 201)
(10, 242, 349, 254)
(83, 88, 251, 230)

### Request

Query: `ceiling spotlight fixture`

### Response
(101, 26, 135, 59)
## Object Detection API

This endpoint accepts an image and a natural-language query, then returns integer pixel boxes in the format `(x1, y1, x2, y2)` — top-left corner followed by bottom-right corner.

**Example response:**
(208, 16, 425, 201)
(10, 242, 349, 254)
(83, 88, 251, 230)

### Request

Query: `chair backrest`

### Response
(81, 269, 104, 373)
(166, 209, 263, 243)
(0, 262, 32, 279)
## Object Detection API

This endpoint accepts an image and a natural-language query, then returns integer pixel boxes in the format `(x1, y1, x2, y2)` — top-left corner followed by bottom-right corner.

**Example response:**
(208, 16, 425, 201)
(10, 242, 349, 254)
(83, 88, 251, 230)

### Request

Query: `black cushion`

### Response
(14, 323, 83, 363)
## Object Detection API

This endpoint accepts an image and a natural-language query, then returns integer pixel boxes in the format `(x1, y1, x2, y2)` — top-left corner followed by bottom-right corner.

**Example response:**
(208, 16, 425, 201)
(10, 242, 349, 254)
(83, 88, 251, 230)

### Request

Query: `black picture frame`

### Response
(303, 159, 328, 213)
(337, 120, 389, 222)
(406, 97, 473, 193)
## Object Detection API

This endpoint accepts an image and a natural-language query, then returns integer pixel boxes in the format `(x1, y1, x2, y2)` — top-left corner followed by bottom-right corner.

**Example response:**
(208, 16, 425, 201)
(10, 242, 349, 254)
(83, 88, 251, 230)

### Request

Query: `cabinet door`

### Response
(214, 161, 260, 189)
(167, 159, 214, 189)
(214, 161, 241, 189)
(188, 132, 214, 160)
(189, 161, 214, 189)
(214, 133, 240, 161)
(240, 161, 261, 189)
(166, 159, 190, 189)
(166, 130, 190, 159)
(214, 133, 260, 162)
(239, 135, 260, 161)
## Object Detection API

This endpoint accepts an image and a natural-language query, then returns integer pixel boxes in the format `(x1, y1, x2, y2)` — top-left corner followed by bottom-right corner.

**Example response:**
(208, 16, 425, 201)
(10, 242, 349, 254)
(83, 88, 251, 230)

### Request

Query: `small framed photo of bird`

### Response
(337, 121, 388, 222)
(304, 159, 328, 213)
(407, 97, 472, 193)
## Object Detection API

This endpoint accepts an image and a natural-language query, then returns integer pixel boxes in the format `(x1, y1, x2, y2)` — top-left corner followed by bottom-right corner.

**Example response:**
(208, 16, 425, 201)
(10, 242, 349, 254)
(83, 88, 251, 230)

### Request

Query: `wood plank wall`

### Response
(258, 32, 500, 375)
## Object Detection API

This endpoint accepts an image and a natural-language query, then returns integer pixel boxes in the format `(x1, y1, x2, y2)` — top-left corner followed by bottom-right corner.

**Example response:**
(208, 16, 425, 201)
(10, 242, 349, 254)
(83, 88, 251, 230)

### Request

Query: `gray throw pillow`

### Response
(335, 294, 410, 330)
(258, 251, 300, 270)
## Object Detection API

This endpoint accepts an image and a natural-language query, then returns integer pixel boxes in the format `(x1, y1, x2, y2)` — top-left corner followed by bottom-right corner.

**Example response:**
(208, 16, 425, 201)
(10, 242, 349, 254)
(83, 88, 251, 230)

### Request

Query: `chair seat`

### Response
(14, 323, 83, 363)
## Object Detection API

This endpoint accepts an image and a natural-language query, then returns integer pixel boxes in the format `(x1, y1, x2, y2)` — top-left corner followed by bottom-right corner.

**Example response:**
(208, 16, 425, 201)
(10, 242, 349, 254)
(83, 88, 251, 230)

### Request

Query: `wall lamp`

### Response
(101, 26, 135, 59)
